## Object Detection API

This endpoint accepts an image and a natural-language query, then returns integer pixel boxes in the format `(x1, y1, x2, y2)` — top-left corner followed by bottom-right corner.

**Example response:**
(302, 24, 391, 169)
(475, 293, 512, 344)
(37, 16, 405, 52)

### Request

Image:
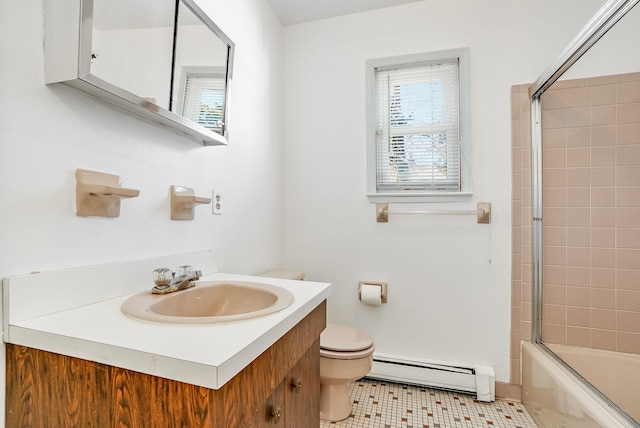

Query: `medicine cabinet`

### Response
(44, 0, 234, 146)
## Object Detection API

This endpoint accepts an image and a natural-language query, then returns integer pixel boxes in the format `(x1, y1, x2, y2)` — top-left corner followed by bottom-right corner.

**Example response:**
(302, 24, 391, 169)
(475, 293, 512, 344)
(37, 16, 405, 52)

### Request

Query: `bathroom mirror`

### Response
(43, 0, 234, 146)
(171, 1, 232, 136)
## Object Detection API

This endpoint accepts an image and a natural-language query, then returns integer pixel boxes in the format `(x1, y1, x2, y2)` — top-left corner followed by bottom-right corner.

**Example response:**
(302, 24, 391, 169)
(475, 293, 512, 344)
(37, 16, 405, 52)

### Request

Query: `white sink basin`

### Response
(121, 280, 294, 324)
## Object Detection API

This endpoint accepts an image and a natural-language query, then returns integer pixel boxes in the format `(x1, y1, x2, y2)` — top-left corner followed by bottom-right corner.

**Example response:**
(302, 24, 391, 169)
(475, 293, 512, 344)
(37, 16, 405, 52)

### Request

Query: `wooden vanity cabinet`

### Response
(254, 340, 320, 427)
(6, 301, 325, 428)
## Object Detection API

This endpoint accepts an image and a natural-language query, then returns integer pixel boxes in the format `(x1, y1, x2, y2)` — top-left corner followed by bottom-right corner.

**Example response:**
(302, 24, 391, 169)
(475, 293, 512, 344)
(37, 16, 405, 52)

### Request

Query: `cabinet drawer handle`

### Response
(272, 406, 282, 424)
(293, 378, 302, 393)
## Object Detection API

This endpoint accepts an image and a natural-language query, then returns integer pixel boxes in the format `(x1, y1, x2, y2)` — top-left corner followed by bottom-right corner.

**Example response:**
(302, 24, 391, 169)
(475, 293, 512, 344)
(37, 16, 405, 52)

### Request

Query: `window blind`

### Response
(375, 58, 461, 192)
(182, 74, 226, 132)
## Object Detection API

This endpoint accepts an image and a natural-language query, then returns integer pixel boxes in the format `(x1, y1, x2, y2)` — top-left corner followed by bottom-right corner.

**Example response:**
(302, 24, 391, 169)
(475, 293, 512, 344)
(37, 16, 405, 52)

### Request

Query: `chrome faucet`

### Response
(152, 268, 202, 294)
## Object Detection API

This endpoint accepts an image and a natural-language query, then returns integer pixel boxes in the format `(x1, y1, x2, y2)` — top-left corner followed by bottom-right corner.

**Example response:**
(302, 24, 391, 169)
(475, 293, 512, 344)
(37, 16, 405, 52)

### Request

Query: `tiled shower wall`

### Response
(510, 72, 640, 384)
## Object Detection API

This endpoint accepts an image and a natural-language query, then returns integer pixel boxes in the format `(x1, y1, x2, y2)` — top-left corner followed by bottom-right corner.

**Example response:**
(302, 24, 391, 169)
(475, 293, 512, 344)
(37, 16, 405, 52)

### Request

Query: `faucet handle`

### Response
(153, 268, 173, 286)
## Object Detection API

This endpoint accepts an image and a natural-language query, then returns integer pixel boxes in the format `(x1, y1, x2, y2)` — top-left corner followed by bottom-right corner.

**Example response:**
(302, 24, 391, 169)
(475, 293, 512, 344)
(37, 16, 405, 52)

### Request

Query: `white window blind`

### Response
(181, 74, 226, 133)
(374, 58, 461, 192)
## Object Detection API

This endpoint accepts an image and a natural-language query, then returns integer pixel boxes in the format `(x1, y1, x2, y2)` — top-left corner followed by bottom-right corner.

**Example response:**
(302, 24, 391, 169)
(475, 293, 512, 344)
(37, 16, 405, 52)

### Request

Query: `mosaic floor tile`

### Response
(320, 378, 538, 428)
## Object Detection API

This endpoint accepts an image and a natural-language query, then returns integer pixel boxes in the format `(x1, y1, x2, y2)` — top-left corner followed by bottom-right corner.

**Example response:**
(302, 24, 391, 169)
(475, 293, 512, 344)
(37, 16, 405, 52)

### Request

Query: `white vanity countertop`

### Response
(4, 271, 331, 390)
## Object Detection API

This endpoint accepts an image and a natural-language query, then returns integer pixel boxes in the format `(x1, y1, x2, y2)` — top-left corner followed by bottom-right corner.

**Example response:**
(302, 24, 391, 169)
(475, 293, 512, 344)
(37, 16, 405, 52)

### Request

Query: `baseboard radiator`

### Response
(367, 353, 495, 402)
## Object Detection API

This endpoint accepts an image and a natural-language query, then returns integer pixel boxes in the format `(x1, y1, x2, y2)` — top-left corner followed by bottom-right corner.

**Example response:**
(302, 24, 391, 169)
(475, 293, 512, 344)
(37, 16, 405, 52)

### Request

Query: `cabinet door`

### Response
(254, 380, 285, 428)
(285, 339, 320, 427)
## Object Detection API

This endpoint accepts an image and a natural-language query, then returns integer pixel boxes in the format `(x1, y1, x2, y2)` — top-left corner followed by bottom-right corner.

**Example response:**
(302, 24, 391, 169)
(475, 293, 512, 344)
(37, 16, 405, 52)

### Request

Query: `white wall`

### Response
(282, 0, 607, 382)
(0, 0, 283, 424)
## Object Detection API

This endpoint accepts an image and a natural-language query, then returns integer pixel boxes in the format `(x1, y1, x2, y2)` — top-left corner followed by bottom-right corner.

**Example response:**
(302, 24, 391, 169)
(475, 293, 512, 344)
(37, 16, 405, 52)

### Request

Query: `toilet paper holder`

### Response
(358, 281, 388, 303)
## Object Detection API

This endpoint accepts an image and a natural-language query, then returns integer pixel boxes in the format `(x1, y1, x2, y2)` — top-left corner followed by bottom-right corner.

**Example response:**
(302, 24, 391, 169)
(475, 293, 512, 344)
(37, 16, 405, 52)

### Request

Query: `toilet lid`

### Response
(320, 323, 374, 352)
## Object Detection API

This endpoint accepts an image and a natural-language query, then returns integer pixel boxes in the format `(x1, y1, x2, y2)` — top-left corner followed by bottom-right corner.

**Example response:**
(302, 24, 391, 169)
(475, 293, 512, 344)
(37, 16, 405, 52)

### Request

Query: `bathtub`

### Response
(521, 342, 639, 428)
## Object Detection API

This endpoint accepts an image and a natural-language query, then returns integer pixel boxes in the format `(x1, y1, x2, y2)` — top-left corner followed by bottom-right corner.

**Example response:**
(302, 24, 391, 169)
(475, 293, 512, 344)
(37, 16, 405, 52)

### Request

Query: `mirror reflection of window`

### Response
(172, 1, 230, 137)
(179, 68, 226, 133)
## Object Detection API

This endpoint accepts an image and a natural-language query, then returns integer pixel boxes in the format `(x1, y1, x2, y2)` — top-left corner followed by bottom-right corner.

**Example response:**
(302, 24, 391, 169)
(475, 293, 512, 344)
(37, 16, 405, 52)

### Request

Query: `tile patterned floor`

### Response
(320, 378, 538, 428)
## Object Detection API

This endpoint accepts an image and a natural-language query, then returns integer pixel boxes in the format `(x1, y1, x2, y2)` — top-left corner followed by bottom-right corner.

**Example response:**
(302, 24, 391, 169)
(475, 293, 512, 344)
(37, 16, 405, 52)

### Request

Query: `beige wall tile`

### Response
(543, 265, 566, 285)
(616, 145, 640, 166)
(591, 329, 616, 351)
(591, 207, 614, 227)
(591, 288, 615, 309)
(543, 148, 566, 168)
(591, 105, 615, 126)
(543, 246, 566, 266)
(543, 226, 566, 246)
(617, 249, 640, 270)
(591, 248, 615, 268)
(511, 307, 522, 334)
(566, 127, 590, 147)
(566, 227, 589, 247)
(542, 323, 567, 344)
(591, 308, 615, 329)
(567, 286, 590, 306)
(590, 84, 616, 106)
(566, 187, 589, 207)
(620, 72, 640, 83)
(590, 146, 615, 167)
(567, 107, 590, 128)
(566, 207, 589, 227)
(617, 269, 640, 291)
(542, 128, 566, 148)
(590, 227, 615, 248)
(566, 87, 589, 107)
(510, 358, 521, 384)
(616, 166, 640, 186)
(617, 207, 640, 228)
(590, 188, 615, 207)
(590, 167, 615, 187)
(567, 326, 590, 347)
(544, 168, 567, 187)
(542, 187, 566, 207)
(521, 322, 532, 341)
(567, 267, 590, 287)
(566, 247, 590, 267)
(591, 268, 615, 289)
(543, 284, 566, 305)
(543, 207, 567, 226)
(616, 123, 640, 145)
(617, 311, 640, 333)
(617, 228, 640, 248)
(566, 167, 589, 187)
(590, 125, 615, 146)
(586, 75, 620, 86)
(566, 147, 590, 167)
(617, 103, 640, 125)
(567, 306, 589, 327)
(616, 187, 640, 207)
(617, 332, 640, 354)
(617, 290, 640, 312)
(542, 108, 566, 129)
(542, 89, 566, 110)
(511, 332, 521, 358)
(512, 147, 522, 171)
(512, 280, 522, 306)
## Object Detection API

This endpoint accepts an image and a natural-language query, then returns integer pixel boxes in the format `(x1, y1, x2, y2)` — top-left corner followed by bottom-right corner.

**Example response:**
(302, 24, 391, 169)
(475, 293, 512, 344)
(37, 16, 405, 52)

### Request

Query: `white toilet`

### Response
(260, 270, 375, 422)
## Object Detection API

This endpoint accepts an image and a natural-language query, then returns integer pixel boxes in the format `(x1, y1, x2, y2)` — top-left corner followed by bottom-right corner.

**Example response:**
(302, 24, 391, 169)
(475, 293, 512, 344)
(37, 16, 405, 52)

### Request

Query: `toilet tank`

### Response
(260, 269, 305, 281)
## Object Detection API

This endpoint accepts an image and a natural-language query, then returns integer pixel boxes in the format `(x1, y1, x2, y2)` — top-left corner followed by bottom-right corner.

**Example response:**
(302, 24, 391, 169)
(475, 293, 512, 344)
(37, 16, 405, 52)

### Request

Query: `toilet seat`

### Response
(320, 323, 375, 359)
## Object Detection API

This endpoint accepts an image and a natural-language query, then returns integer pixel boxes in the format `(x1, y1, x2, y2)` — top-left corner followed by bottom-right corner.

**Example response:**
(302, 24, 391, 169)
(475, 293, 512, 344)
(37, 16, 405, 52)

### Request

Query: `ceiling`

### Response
(267, 0, 425, 25)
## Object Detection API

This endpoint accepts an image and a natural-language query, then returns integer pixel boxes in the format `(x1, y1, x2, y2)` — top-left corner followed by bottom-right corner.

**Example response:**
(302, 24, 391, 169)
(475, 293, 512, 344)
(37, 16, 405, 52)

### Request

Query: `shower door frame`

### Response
(528, 0, 640, 426)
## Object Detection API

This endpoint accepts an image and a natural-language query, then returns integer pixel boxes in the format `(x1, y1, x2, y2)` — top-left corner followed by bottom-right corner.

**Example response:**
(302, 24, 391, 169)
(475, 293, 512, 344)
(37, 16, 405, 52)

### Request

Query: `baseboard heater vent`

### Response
(367, 353, 495, 402)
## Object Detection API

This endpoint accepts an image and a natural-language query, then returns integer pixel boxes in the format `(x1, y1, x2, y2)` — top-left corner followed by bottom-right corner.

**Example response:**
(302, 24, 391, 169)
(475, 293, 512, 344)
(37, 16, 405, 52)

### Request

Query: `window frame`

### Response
(366, 48, 471, 203)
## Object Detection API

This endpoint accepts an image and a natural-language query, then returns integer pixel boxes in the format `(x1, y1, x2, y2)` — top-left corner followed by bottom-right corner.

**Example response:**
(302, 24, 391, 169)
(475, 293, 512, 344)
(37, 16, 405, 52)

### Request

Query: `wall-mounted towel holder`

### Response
(171, 185, 211, 220)
(76, 168, 140, 217)
(376, 202, 491, 224)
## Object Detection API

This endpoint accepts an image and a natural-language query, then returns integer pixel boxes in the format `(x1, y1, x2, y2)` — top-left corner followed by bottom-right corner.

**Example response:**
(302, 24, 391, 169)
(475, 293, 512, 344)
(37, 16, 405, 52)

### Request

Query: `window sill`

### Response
(367, 192, 473, 204)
